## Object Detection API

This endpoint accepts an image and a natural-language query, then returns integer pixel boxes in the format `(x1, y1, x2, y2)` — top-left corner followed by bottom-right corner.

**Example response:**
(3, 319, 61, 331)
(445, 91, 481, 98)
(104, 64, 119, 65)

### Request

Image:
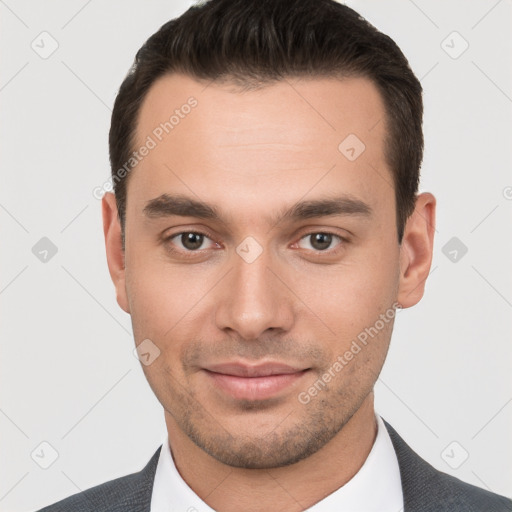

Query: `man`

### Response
(38, 0, 511, 510)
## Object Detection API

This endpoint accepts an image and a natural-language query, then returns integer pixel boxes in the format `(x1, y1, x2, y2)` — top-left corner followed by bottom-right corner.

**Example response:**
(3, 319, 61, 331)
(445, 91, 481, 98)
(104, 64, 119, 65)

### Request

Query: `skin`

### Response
(102, 74, 435, 511)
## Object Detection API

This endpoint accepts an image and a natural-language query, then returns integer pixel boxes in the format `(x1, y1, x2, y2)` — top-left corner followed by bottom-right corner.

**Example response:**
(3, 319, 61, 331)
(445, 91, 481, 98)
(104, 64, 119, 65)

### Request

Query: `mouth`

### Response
(203, 362, 311, 401)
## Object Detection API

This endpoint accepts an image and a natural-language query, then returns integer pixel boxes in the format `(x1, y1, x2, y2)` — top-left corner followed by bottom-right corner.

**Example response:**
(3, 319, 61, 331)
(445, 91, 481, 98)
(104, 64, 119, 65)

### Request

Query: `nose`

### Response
(214, 244, 295, 341)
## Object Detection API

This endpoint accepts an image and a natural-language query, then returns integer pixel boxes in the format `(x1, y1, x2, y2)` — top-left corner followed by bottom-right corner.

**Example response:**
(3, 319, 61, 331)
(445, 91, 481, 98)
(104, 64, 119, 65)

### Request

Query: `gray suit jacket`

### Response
(37, 420, 512, 511)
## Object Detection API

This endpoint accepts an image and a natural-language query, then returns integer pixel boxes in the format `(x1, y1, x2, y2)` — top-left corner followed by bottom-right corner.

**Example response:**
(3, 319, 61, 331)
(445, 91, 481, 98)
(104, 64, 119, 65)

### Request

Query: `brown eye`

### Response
(310, 233, 333, 250)
(180, 232, 205, 250)
(298, 232, 340, 252)
(166, 231, 216, 252)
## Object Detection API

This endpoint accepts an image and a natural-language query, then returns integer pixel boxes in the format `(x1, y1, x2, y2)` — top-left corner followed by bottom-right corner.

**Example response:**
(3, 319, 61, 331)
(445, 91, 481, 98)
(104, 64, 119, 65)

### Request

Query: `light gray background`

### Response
(1, 1, 511, 511)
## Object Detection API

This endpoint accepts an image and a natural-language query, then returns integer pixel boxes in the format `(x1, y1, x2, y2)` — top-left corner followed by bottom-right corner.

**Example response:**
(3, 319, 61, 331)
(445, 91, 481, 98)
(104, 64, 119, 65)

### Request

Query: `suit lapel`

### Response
(384, 419, 445, 512)
(128, 445, 161, 512)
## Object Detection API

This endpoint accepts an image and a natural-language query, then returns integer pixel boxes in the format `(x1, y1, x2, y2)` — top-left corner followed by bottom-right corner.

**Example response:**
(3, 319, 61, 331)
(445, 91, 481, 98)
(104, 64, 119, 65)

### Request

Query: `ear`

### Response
(102, 192, 130, 313)
(397, 192, 436, 308)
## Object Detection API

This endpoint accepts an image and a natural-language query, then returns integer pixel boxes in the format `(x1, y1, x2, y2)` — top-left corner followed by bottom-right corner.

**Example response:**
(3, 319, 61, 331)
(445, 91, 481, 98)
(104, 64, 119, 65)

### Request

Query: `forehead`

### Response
(128, 73, 392, 219)
(135, 73, 387, 149)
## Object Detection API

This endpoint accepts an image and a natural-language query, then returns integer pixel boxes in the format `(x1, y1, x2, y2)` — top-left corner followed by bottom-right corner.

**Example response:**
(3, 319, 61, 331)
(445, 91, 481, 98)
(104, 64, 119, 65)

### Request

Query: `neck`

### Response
(164, 393, 378, 512)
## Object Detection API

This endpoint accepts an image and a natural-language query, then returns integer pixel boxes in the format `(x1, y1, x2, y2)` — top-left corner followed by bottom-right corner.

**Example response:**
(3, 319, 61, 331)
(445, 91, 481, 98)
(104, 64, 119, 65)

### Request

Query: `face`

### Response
(104, 74, 432, 469)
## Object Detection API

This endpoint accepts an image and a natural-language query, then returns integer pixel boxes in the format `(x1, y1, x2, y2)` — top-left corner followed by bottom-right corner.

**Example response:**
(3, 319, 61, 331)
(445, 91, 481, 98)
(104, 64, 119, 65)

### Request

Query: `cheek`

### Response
(124, 255, 179, 341)
(123, 212, 189, 315)
(125, 262, 194, 391)
(295, 243, 400, 343)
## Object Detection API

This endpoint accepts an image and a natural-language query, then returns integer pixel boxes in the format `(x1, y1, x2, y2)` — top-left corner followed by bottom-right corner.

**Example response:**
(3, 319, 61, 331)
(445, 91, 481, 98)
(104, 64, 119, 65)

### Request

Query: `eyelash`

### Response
(162, 230, 348, 258)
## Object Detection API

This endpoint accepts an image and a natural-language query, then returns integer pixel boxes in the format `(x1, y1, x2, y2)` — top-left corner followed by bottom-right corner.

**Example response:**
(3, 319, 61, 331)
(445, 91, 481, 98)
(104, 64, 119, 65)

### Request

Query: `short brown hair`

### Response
(109, 0, 423, 244)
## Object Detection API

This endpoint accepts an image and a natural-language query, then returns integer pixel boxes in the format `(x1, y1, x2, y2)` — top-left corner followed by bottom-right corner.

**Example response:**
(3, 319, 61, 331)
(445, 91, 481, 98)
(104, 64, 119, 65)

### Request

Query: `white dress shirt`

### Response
(150, 413, 404, 512)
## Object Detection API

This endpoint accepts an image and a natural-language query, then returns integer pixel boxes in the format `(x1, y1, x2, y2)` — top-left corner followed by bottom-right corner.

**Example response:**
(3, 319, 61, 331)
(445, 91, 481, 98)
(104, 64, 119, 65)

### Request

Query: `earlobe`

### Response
(397, 192, 436, 309)
(102, 193, 130, 313)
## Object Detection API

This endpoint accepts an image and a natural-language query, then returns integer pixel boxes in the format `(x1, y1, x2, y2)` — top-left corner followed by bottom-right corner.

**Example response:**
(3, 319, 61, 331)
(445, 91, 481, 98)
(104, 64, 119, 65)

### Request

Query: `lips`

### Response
(203, 362, 309, 401)
(206, 362, 305, 377)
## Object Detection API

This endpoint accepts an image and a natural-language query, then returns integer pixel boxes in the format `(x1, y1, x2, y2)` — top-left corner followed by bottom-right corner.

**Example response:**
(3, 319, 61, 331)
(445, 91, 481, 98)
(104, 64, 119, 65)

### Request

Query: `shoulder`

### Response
(35, 446, 162, 512)
(383, 420, 512, 512)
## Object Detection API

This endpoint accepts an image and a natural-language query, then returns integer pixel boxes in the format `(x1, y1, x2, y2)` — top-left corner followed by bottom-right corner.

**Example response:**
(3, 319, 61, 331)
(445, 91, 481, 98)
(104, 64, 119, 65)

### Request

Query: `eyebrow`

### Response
(143, 193, 372, 225)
